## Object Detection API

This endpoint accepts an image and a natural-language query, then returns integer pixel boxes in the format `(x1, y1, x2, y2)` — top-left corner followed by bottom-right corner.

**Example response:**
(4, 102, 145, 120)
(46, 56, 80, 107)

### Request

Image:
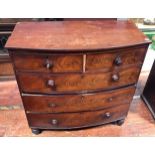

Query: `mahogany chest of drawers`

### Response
(5, 20, 151, 134)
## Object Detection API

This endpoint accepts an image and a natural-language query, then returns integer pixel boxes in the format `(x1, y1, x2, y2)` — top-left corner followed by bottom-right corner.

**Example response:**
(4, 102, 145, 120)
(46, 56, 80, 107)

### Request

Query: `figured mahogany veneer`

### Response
(5, 20, 151, 134)
(86, 47, 146, 72)
(18, 66, 140, 94)
(27, 104, 129, 129)
(12, 46, 146, 73)
(23, 86, 135, 113)
(13, 54, 83, 73)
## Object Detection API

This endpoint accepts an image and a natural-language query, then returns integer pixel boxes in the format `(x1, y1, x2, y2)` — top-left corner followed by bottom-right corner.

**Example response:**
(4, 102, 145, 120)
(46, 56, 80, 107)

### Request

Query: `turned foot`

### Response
(116, 119, 125, 126)
(31, 129, 42, 135)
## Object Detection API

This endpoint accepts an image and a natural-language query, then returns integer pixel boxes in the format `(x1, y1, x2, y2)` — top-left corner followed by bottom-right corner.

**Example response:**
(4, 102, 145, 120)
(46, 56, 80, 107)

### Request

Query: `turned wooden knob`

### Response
(45, 59, 53, 69)
(108, 97, 113, 102)
(112, 74, 119, 82)
(81, 95, 85, 100)
(51, 119, 58, 125)
(48, 103, 56, 107)
(47, 79, 55, 87)
(105, 112, 111, 118)
(114, 56, 122, 66)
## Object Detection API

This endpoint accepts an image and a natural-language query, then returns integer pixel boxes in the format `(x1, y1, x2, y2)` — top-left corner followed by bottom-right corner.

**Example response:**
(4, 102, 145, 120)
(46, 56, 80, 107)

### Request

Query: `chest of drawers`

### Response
(5, 20, 151, 134)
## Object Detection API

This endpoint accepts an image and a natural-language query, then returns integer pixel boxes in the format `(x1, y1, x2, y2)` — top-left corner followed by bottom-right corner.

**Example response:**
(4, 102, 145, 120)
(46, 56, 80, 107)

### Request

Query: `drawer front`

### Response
(86, 47, 146, 72)
(13, 54, 83, 73)
(27, 104, 129, 129)
(18, 66, 140, 94)
(23, 86, 135, 113)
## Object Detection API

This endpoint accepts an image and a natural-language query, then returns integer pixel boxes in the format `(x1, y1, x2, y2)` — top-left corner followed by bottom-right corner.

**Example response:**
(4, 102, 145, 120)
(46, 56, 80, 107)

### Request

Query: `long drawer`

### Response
(17, 66, 141, 94)
(23, 85, 135, 113)
(27, 104, 129, 129)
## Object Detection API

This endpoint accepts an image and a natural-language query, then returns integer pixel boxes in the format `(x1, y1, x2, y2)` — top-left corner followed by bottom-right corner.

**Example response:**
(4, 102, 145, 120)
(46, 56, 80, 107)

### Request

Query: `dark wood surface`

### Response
(86, 46, 146, 71)
(27, 104, 129, 129)
(17, 66, 141, 94)
(5, 20, 151, 51)
(23, 85, 135, 113)
(13, 53, 83, 73)
(142, 60, 155, 119)
(12, 46, 146, 73)
(6, 20, 151, 133)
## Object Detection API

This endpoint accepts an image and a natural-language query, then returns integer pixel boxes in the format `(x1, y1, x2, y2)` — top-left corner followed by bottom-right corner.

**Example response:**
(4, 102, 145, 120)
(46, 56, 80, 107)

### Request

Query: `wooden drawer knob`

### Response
(112, 74, 119, 82)
(108, 97, 113, 102)
(45, 59, 53, 69)
(47, 79, 55, 87)
(114, 56, 122, 66)
(51, 119, 58, 125)
(105, 112, 111, 118)
(48, 103, 56, 107)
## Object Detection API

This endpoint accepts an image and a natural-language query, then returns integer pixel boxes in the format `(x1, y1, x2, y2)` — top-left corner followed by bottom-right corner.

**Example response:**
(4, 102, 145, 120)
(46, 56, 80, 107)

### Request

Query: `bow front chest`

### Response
(5, 20, 151, 134)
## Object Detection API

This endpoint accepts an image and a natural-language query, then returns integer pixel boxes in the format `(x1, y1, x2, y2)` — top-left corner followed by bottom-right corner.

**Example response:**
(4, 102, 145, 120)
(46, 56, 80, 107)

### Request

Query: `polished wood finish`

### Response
(23, 86, 135, 113)
(5, 20, 151, 51)
(13, 54, 83, 73)
(86, 47, 146, 72)
(141, 60, 155, 119)
(27, 104, 129, 129)
(17, 66, 141, 94)
(5, 20, 151, 134)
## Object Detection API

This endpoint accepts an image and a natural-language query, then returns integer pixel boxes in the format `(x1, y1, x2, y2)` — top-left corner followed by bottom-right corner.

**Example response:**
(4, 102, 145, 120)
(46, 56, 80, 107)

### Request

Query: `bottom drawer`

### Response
(27, 104, 129, 129)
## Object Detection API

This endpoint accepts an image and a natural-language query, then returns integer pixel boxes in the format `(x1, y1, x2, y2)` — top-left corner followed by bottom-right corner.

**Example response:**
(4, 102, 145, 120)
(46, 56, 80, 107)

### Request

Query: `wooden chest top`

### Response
(5, 20, 151, 51)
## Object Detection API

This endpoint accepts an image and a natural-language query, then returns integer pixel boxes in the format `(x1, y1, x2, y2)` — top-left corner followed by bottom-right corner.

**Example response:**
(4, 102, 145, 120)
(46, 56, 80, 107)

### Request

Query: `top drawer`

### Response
(13, 54, 83, 73)
(86, 47, 146, 72)
(12, 46, 146, 73)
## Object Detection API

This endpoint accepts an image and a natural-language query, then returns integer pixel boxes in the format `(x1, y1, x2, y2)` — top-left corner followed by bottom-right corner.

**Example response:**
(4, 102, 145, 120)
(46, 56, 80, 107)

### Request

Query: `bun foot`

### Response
(31, 129, 42, 135)
(116, 119, 125, 126)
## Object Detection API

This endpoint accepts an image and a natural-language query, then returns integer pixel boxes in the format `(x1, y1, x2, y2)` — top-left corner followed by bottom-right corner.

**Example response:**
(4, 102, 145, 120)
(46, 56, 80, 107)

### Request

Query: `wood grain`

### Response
(27, 104, 129, 129)
(5, 20, 151, 51)
(86, 46, 146, 72)
(17, 66, 141, 94)
(13, 54, 83, 73)
(5, 20, 151, 132)
(22, 85, 135, 113)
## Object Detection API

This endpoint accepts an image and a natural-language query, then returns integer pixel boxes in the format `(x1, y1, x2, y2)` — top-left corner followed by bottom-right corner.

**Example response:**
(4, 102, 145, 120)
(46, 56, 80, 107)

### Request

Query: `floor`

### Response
(0, 49, 155, 137)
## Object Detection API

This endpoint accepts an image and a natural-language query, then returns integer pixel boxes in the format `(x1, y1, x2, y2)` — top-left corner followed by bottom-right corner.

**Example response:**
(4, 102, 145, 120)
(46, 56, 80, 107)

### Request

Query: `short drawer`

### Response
(18, 66, 141, 94)
(23, 86, 135, 113)
(13, 54, 83, 73)
(86, 47, 146, 72)
(27, 104, 129, 129)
